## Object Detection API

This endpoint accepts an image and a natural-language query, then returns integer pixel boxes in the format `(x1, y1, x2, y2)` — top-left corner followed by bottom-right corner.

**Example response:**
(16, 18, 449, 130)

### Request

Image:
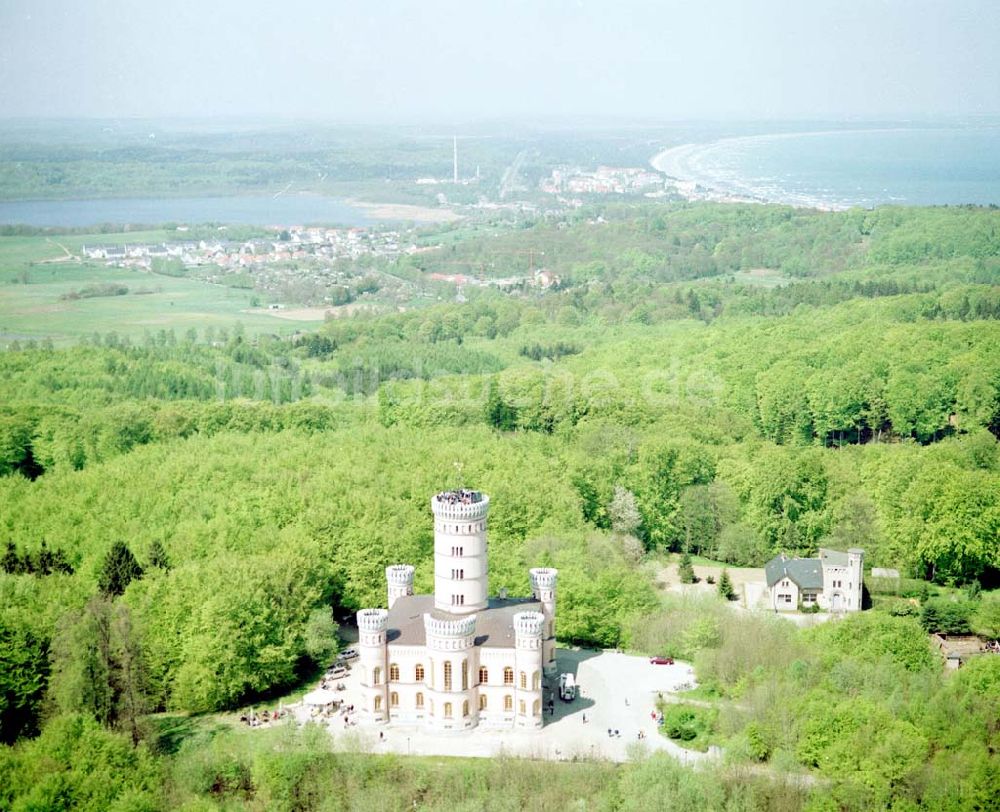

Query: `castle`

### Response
(356, 489, 557, 730)
(765, 548, 864, 612)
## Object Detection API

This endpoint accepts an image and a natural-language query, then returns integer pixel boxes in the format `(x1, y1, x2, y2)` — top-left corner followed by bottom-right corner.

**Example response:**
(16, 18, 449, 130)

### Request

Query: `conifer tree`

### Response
(98, 541, 143, 597)
(678, 551, 696, 584)
(1, 540, 22, 574)
(147, 539, 170, 571)
(718, 568, 736, 601)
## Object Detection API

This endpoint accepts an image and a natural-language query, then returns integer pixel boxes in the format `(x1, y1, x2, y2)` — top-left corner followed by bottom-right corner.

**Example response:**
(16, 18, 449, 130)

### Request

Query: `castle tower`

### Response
(386, 564, 415, 609)
(423, 613, 479, 730)
(529, 567, 558, 675)
(431, 490, 490, 614)
(357, 608, 389, 723)
(847, 548, 864, 612)
(513, 611, 545, 729)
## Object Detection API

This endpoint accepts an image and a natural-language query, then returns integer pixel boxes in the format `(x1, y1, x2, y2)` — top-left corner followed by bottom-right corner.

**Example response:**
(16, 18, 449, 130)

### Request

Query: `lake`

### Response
(0, 194, 381, 228)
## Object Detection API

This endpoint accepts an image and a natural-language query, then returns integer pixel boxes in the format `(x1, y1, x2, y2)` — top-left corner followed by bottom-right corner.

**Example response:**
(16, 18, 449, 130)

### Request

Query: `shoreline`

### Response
(647, 126, 954, 212)
(347, 199, 463, 223)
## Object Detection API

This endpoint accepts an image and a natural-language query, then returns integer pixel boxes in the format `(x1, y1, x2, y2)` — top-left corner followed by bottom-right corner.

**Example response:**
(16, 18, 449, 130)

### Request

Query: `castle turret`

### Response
(847, 548, 864, 612)
(529, 567, 558, 676)
(423, 613, 479, 730)
(431, 490, 490, 614)
(513, 611, 545, 729)
(386, 564, 415, 609)
(357, 608, 389, 723)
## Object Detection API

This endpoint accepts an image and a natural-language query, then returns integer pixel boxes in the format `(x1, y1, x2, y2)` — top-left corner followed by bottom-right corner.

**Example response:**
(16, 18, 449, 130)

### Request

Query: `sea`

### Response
(651, 125, 1000, 209)
(0, 194, 380, 228)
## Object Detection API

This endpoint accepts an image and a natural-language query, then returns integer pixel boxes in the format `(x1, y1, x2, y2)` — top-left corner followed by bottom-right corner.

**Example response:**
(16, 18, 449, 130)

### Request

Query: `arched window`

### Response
(533, 699, 541, 717)
(504, 694, 513, 712)
(389, 663, 399, 682)
(479, 694, 487, 710)
(503, 666, 513, 685)
(372, 666, 382, 686)
(462, 660, 468, 690)
(444, 702, 453, 718)
(462, 700, 469, 717)
(390, 691, 399, 707)
(519, 671, 527, 689)
(479, 666, 488, 684)
(532, 671, 540, 690)
(416, 692, 424, 708)
(444, 661, 452, 691)
(374, 696, 382, 712)
(415, 663, 425, 682)
(519, 699, 526, 716)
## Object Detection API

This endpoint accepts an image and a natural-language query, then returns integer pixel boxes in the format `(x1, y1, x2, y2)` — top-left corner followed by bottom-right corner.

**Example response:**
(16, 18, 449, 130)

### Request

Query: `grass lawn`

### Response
(0, 231, 323, 343)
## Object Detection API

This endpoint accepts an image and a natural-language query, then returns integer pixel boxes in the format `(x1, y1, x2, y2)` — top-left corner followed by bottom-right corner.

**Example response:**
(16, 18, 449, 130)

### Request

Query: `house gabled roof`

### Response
(765, 554, 823, 589)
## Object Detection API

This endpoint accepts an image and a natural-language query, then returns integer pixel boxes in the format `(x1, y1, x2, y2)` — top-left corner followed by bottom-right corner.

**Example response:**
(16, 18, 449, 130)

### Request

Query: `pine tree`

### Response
(34, 539, 54, 575)
(98, 541, 143, 597)
(147, 539, 170, 571)
(1, 540, 22, 574)
(678, 551, 696, 584)
(718, 568, 736, 601)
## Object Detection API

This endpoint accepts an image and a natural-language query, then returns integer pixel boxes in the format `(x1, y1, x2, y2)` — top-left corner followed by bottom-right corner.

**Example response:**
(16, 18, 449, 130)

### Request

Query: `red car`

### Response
(649, 656, 674, 665)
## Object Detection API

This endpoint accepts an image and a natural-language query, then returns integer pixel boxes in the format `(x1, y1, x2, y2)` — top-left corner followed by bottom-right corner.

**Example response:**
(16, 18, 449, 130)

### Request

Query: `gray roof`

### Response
(765, 554, 823, 589)
(386, 594, 546, 649)
(819, 548, 848, 567)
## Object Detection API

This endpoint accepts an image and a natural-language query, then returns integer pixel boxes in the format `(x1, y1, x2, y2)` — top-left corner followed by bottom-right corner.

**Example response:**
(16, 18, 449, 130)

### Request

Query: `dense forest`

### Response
(1, 202, 999, 809)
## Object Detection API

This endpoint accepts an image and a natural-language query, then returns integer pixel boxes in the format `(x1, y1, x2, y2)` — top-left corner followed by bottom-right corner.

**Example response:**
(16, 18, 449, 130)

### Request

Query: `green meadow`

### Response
(0, 230, 323, 343)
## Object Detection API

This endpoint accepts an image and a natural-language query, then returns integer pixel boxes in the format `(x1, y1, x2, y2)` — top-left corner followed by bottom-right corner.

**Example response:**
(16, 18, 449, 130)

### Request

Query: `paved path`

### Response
(295, 649, 718, 764)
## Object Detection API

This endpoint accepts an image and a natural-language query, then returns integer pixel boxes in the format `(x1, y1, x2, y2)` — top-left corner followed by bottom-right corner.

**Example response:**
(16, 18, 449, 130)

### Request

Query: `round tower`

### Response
(356, 608, 389, 723)
(529, 567, 558, 676)
(513, 611, 545, 729)
(431, 490, 491, 614)
(386, 564, 415, 610)
(423, 613, 479, 730)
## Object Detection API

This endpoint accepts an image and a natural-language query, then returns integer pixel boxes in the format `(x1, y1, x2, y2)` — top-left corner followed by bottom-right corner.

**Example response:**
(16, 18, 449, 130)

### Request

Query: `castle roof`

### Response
(764, 554, 823, 589)
(386, 594, 546, 649)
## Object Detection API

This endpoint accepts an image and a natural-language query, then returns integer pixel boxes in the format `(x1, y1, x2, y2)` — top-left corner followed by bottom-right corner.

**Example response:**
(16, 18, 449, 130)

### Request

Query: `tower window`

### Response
(390, 691, 399, 707)
(415, 663, 425, 682)
(372, 667, 381, 686)
(519, 699, 526, 716)
(462, 660, 468, 690)
(479, 694, 487, 710)
(533, 699, 541, 717)
(416, 692, 424, 708)
(444, 702, 453, 718)
(374, 696, 382, 712)
(462, 700, 469, 717)
(479, 666, 488, 684)
(444, 661, 452, 691)
(504, 694, 513, 712)
(533, 671, 540, 690)
(389, 663, 399, 681)
(520, 671, 527, 689)
(503, 666, 513, 685)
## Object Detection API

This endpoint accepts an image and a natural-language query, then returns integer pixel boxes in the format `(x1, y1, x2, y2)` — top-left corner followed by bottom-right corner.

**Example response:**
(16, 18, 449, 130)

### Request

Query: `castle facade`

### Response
(356, 490, 557, 730)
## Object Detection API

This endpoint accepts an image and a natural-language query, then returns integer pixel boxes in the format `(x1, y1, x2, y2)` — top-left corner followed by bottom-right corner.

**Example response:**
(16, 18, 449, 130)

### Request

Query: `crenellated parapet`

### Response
(529, 567, 558, 593)
(431, 491, 491, 521)
(386, 564, 415, 609)
(513, 611, 545, 648)
(357, 607, 389, 632)
(424, 613, 477, 651)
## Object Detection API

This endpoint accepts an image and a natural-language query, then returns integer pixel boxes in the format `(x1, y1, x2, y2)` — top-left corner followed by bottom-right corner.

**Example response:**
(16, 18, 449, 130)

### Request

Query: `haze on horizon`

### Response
(1, 0, 999, 124)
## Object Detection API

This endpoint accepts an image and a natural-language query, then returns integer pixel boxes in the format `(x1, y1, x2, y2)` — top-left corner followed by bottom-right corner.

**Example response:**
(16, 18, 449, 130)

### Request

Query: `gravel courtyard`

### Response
(296, 649, 716, 764)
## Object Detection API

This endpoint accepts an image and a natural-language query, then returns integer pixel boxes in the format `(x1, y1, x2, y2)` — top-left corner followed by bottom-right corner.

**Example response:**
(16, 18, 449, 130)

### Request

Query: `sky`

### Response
(1, 0, 999, 122)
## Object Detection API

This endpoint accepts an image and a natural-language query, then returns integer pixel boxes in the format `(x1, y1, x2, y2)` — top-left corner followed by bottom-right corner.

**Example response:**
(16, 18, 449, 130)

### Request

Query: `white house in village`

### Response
(765, 548, 864, 612)
(356, 490, 557, 730)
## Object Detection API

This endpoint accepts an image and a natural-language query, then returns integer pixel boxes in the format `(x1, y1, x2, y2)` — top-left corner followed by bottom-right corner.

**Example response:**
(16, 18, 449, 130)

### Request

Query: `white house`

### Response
(765, 548, 863, 613)
(355, 489, 557, 731)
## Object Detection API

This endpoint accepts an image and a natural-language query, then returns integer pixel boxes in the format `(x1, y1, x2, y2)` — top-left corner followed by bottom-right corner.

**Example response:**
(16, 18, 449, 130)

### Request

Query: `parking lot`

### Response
(292, 648, 716, 764)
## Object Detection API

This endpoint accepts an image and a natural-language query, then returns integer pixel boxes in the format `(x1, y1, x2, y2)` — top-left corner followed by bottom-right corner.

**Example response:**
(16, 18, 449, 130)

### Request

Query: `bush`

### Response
(921, 598, 974, 635)
(660, 704, 717, 748)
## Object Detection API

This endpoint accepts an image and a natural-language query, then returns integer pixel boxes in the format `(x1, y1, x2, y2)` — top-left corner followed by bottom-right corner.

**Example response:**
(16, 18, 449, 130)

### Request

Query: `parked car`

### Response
(338, 648, 358, 662)
(326, 665, 348, 679)
(649, 656, 674, 665)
